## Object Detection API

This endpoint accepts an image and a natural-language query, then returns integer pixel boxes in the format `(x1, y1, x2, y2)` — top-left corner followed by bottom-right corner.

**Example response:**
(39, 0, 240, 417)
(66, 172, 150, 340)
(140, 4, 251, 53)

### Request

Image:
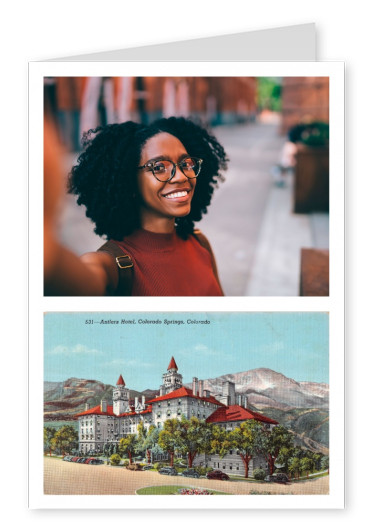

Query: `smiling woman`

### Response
(44, 117, 228, 296)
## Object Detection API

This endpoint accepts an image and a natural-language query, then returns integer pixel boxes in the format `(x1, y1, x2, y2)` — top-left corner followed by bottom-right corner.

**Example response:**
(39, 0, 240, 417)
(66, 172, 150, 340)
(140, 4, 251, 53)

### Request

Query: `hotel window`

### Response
(177, 409, 182, 415)
(178, 399, 182, 405)
(167, 409, 171, 417)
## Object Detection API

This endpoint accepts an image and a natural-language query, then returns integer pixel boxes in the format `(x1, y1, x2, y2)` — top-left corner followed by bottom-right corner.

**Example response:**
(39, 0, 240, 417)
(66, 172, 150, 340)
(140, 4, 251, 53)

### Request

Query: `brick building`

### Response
(280, 77, 329, 135)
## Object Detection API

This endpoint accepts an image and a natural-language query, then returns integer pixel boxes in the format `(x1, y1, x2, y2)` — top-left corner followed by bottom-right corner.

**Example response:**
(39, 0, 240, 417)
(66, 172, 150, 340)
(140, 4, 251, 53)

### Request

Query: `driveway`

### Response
(44, 457, 329, 495)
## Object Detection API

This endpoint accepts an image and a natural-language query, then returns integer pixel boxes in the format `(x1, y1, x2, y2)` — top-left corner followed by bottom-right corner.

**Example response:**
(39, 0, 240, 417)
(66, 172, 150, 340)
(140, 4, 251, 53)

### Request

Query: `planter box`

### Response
(300, 248, 329, 296)
(294, 143, 329, 213)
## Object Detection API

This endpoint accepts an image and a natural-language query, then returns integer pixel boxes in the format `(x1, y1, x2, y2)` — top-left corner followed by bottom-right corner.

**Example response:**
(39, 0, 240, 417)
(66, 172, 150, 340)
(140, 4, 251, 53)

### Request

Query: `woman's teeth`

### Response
(164, 191, 188, 199)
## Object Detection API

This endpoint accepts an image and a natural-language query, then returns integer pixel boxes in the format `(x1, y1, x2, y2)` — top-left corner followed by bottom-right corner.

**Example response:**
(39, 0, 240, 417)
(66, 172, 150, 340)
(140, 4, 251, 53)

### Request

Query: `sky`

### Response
(44, 312, 329, 388)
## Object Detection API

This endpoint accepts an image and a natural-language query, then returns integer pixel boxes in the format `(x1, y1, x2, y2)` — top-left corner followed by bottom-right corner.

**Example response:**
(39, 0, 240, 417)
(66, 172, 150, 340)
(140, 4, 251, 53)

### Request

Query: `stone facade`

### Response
(76, 357, 278, 475)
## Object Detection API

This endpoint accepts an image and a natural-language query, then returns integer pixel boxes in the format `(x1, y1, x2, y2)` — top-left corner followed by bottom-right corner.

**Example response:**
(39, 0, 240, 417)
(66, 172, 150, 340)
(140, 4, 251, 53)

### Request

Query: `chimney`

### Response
(192, 377, 198, 396)
(160, 385, 164, 396)
(142, 395, 145, 407)
(100, 399, 107, 413)
(238, 395, 242, 406)
(135, 396, 139, 409)
(203, 390, 210, 398)
(198, 380, 203, 397)
(85, 402, 90, 411)
(243, 396, 247, 409)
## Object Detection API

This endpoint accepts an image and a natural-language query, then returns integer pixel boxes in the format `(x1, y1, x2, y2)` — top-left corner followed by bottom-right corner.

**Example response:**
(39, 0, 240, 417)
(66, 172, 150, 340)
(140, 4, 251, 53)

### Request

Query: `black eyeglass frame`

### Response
(137, 156, 203, 182)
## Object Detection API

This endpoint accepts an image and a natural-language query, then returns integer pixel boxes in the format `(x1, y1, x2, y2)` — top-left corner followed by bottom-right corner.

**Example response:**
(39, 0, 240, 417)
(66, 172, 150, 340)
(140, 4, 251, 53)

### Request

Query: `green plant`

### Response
(300, 122, 329, 147)
(154, 461, 168, 471)
(195, 466, 213, 477)
(253, 468, 266, 480)
(109, 453, 121, 466)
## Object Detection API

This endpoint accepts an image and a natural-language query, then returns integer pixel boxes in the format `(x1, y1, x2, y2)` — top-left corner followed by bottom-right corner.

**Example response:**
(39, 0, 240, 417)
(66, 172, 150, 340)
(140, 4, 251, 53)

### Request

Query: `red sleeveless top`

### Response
(114, 229, 223, 296)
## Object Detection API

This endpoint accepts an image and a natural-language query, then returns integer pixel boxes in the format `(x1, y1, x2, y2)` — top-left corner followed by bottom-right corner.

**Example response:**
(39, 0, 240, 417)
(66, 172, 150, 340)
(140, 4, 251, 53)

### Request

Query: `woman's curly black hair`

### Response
(68, 116, 228, 240)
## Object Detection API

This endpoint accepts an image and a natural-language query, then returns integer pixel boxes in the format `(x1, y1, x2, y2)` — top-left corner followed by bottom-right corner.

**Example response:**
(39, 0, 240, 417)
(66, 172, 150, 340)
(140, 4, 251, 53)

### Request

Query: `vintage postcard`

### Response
(30, 311, 343, 509)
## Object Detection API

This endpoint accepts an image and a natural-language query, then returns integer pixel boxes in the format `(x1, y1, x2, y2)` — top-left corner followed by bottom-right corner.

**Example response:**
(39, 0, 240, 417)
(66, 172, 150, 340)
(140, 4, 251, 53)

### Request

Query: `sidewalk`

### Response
(245, 174, 329, 296)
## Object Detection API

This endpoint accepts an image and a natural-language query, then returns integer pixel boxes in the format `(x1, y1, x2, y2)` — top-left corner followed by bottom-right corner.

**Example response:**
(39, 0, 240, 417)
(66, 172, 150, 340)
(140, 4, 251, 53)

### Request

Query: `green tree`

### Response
(257, 77, 282, 112)
(288, 457, 301, 480)
(312, 453, 323, 472)
(119, 434, 137, 465)
(134, 421, 147, 457)
(209, 424, 229, 457)
(44, 426, 56, 456)
(51, 425, 78, 456)
(226, 420, 264, 479)
(158, 418, 181, 466)
(259, 425, 294, 475)
(176, 417, 213, 469)
(320, 455, 329, 472)
(300, 456, 314, 478)
(275, 445, 294, 472)
(143, 425, 161, 463)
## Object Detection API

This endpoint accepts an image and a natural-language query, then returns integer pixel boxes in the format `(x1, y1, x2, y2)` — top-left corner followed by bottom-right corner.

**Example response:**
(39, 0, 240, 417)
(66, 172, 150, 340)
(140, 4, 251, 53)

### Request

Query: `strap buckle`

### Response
(115, 255, 133, 269)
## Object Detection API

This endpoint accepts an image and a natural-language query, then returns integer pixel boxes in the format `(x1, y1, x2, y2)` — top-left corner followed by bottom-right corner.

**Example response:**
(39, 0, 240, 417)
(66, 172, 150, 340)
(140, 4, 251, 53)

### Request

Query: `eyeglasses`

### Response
(138, 156, 203, 182)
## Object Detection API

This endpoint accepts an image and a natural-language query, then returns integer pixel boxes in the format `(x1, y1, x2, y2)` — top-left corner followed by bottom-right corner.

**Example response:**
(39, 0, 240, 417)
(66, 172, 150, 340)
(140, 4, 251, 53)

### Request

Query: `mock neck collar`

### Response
(121, 228, 179, 252)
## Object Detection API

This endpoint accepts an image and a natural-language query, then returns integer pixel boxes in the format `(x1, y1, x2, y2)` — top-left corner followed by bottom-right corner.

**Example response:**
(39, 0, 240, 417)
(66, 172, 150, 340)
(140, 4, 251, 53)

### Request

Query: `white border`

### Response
(29, 61, 344, 509)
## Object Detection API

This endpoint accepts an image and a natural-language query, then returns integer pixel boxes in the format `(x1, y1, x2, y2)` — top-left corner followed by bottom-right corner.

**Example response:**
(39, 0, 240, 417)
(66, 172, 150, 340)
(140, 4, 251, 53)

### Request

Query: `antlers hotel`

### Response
(76, 357, 278, 476)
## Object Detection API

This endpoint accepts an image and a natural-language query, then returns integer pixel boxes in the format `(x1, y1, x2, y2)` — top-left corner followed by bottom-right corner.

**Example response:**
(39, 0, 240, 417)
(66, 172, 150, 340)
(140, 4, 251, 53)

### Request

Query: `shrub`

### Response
(195, 466, 213, 477)
(154, 462, 168, 471)
(253, 468, 266, 480)
(110, 453, 121, 466)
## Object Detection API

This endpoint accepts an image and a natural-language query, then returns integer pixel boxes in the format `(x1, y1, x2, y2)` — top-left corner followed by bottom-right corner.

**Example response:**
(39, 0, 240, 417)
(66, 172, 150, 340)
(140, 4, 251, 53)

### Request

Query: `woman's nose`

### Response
(169, 165, 188, 183)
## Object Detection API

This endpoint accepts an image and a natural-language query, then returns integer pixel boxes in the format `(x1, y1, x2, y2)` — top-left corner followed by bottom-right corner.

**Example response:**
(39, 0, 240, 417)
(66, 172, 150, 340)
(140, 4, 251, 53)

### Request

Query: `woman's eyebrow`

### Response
(145, 153, 190, 164)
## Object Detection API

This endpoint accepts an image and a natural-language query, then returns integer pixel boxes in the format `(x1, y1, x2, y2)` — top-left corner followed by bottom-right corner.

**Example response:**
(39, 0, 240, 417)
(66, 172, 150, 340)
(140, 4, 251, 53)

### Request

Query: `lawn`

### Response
(136, 485, 231, 495)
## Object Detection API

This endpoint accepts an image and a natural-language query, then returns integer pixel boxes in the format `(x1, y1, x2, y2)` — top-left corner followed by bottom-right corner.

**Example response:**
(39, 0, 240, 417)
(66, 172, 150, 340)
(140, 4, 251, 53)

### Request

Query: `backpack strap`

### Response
(97, 231, 222, 296)
(97, 241, 133, 296)
(193, 229, 223, 294)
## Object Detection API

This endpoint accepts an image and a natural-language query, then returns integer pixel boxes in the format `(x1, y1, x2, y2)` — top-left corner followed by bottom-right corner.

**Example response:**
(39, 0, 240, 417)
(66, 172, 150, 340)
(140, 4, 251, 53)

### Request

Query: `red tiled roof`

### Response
(119, 405, 153, 417)
(76, 405, 114, 417)
(147, 386, 223, 406)
(75, 404, 152, 418)
(206, 405, 278, 425)
(116, 374, 125, 386)
(167, 356, 178, 371)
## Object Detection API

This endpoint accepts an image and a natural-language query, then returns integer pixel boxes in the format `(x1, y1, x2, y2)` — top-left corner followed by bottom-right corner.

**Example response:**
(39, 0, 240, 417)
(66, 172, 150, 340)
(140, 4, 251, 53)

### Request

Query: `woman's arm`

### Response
(44, 117, 118, 296)
(44, 231, 118, 295)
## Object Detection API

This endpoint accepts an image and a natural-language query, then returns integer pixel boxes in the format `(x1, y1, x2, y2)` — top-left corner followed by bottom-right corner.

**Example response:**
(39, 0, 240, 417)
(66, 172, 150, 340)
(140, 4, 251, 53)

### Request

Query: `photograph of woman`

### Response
(44, 116, 227, 296)
(44, 75, 330, 297)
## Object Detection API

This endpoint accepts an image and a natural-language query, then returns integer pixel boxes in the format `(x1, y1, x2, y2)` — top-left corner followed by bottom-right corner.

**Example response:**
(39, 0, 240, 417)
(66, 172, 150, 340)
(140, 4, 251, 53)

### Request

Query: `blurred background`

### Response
(44, 76, 329, 296)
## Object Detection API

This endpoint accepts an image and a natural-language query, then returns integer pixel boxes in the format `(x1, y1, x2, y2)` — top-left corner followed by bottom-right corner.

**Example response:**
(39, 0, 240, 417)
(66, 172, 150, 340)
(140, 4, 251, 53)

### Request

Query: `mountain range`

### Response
(44, 368, 329, 452)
